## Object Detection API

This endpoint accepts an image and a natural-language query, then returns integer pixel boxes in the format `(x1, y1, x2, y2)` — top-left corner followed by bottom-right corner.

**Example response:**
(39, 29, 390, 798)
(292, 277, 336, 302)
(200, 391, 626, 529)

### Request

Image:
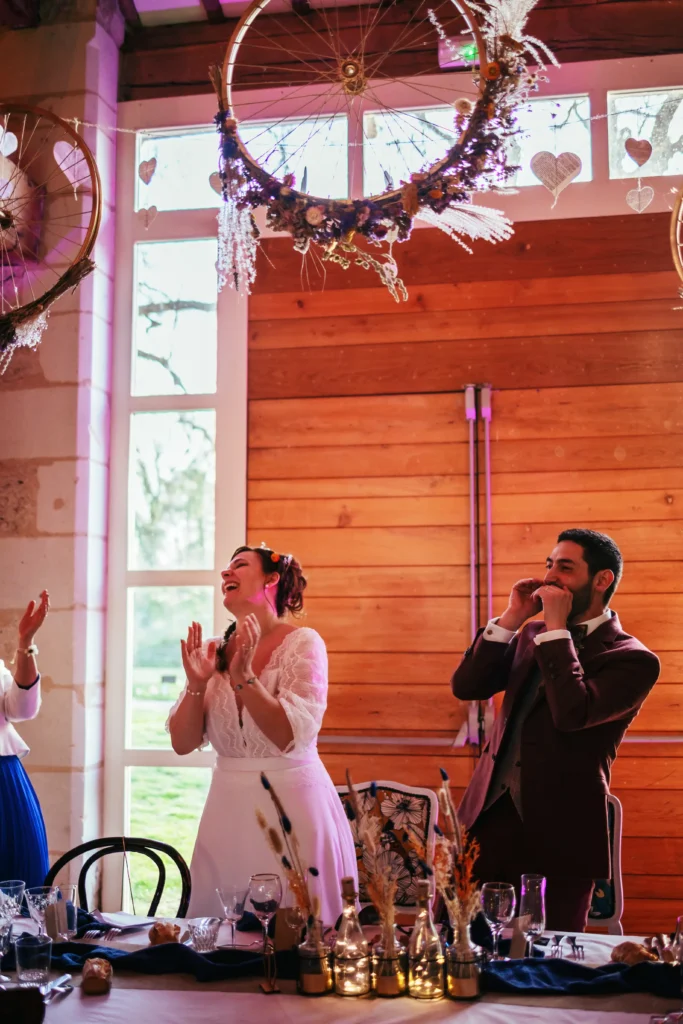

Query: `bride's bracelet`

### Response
(186, 686, 205, 697)
(235, 676, 258, 692)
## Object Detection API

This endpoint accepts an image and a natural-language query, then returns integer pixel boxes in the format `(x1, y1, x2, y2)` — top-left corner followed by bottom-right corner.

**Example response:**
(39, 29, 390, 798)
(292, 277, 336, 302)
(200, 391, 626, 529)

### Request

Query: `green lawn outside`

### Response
(128, 764, 211, 917)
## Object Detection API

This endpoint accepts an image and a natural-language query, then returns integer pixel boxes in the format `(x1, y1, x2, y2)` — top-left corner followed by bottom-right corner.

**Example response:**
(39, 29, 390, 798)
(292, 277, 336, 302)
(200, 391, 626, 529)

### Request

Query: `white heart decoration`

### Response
(53, 140, 87, 189)
(138, 158, 157, 185)
(0, 131, 18, 157)
(624, 138, 652, 168)
(0, 177, 14, 199)
(137, 205, 158, 229)
(626, 185, 654, 214)
(209, 171, 222, 195)
(530, 151, 582, 206)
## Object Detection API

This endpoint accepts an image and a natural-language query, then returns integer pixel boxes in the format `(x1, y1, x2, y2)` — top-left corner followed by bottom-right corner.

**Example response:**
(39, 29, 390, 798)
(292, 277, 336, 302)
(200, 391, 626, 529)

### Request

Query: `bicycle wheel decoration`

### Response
(671, 183, 683, 297)
(0, 104, 101, 371)
(213, 0, 556, 297)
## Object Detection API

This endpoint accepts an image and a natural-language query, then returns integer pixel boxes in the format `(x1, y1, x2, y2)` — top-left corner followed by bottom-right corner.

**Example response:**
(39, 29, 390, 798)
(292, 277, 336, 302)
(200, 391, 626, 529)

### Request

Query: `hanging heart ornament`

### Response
(624, 138, 652, 168)
(137, 205, 158, 229)
(626, 185, 654, 213)
(0, 130, 18, 157)
(530, 151, 582, 205)
(53, 140, 87, 190)
(138, 157, 157, 185)
(209, 171, 222, 195)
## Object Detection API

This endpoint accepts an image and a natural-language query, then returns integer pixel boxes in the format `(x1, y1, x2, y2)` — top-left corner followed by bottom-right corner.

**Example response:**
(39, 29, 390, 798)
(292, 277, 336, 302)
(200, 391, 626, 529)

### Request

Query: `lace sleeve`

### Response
(277, 629, 328, 755)
(164, 639, 220, 751)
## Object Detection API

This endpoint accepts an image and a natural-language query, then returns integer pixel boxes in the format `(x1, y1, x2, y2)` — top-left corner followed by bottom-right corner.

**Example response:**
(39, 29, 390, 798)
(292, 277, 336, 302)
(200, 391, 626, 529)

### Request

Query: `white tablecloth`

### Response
(45, 990, 673, 1024)
(36, 924, 680, 1023)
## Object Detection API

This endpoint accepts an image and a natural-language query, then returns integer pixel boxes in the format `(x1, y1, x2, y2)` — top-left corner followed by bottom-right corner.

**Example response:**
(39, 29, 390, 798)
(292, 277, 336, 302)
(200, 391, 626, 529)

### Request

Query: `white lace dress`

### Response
(177, 627, 357, 924)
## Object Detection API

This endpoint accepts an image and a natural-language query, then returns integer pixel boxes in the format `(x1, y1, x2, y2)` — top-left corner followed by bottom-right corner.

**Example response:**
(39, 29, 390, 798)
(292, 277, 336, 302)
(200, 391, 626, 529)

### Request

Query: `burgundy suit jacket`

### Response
(451, 612, 660, 879)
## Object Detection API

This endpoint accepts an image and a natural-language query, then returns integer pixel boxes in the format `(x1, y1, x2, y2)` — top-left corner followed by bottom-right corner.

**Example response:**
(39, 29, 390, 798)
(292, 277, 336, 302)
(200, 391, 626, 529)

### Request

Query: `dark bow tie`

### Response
(569, 623, 588, 649)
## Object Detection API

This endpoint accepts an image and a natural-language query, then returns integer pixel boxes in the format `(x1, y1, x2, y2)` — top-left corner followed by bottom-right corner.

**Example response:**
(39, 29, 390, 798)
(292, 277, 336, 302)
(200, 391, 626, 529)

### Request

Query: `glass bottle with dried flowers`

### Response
(256, 772, 330, 995)
(342, 774, 410, 996)
(297, 913, 333, 996)
(432, 768, 482, 1000)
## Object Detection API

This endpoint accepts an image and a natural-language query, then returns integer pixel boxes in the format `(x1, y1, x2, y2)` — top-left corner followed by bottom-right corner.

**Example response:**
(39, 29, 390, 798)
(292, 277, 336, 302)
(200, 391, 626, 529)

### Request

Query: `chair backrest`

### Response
(587, 793, 624, 934)
(44, 837, 192, 918)
(335, 780, 438, 908)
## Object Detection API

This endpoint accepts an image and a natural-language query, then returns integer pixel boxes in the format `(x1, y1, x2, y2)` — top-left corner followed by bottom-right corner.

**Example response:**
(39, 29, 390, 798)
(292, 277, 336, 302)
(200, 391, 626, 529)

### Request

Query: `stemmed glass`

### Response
(519, 874, 546, 959)
(248, 873, 282, 992)
(481, 882, 516, 961)
(0, 880, 25, 983)
(216, 886, 248, 947)
(25, 886, 59, 937)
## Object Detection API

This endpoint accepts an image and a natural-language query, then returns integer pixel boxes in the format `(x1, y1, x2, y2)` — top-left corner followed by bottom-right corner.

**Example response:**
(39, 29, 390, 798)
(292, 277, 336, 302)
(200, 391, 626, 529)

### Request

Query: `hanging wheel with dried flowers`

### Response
(213, 0, 556, 297)
(0, 104, 101, 372)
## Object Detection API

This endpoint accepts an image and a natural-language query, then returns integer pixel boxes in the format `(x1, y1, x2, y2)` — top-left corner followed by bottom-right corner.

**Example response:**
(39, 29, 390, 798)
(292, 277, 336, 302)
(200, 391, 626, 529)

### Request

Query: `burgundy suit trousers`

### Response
(470, 791, 595, 932)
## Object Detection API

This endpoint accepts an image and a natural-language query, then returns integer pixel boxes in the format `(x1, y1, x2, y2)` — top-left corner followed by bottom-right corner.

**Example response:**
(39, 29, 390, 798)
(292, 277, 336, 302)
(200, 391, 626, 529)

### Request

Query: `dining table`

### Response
(13, 917, 683, 1024)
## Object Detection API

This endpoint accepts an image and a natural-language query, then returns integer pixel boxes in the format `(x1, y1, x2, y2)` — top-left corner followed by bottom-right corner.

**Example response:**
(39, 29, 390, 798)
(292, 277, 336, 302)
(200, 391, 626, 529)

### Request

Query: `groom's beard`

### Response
(570, 580, 594, 619)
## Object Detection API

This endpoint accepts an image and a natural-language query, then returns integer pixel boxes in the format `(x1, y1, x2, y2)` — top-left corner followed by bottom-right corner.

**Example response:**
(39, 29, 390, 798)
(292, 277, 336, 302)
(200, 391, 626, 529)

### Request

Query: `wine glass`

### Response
(248, 873, 282, 954)
(519, 874, 546, 958)
(0, 880, 25, 982)
(216, 886, 248, 947)
(481, 882, 516, 961)
(25, 886, 59, 937)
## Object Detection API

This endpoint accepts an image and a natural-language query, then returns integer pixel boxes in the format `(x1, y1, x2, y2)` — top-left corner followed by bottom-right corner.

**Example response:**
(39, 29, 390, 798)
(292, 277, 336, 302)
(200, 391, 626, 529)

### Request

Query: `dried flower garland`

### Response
(213, 0, 556, 295)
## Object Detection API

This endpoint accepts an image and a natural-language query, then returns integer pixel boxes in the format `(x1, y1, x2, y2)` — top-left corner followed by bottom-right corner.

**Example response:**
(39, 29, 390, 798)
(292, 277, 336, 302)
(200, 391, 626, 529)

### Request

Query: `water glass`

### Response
(0, 881, 25, 982)
(216, 886, 248, 946)
(57, 884, 78, 940)
(519, 874, 546, 958)
(14, 934, 52, 986)
(187, 917, 221, 953)
(25, 886, 59, 937)
(481, 882, 516, 961)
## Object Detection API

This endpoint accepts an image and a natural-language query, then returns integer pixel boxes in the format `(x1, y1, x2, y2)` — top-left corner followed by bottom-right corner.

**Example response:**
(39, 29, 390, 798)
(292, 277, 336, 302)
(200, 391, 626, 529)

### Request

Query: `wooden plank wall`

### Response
(247, 211, 683, 933)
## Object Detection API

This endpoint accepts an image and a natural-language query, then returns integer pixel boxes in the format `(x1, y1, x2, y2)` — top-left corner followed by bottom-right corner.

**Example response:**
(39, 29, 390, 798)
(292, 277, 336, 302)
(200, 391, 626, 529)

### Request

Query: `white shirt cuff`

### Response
(534, 629, 571, 645)
(482, 619, 516, 643)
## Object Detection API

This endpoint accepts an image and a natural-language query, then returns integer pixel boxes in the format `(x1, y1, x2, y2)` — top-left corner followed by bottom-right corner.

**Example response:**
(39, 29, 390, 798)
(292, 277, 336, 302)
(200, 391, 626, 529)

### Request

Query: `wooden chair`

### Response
(44, 837, 192, 918)
(586, 794, 624, 935)
(335, 780, 439, 920)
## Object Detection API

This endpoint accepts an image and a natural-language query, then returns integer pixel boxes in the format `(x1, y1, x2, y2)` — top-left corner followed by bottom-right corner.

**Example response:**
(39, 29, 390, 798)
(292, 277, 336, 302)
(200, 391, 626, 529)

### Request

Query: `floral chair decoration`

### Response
(335, 780, 439, 908)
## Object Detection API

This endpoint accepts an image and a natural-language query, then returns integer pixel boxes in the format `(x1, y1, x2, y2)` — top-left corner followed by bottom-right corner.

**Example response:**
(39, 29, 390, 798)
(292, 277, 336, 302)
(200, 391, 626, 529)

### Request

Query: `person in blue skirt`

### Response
(0, 590, 50, 886)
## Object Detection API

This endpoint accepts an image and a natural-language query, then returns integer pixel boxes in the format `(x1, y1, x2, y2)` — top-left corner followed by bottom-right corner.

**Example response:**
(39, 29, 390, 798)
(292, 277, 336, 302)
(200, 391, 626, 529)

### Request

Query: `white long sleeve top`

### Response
(0, 659, 41, 757)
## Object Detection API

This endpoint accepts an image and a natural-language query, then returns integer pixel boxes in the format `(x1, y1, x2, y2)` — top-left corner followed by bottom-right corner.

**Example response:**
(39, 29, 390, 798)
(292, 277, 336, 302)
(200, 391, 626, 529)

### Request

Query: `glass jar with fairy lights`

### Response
(372, 921, 408, 997)
(408, 879, 445, 999)
(332, 877, 370, 996)
(297, 915, 333, 996)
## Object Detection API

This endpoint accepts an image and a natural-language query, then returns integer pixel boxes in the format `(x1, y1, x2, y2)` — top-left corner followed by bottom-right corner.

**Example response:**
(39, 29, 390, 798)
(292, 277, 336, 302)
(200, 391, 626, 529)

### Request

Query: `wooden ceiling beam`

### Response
(119, 0, 683, 102)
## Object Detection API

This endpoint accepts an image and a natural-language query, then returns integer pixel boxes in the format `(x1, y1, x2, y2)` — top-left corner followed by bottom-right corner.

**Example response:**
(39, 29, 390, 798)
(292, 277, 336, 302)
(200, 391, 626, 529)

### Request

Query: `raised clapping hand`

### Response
(532, 583, 573, 632)
(180, 621, 217, 692)
(498, 578, 544, 631)
(18, 590, 50, 645)
(229, 613, 261, 687)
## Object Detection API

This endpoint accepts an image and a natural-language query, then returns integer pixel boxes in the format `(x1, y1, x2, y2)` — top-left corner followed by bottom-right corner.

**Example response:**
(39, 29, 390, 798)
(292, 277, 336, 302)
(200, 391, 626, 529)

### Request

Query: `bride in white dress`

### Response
(168, 544, 357, 925)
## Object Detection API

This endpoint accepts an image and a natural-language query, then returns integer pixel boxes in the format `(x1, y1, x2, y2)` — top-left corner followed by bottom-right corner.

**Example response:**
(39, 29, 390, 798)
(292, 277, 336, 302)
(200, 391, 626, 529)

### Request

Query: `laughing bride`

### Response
(167, 544, 357, 924)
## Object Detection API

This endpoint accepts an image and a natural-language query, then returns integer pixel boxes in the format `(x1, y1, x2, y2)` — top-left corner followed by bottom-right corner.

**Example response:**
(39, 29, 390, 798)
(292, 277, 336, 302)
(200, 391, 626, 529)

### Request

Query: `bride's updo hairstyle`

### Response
(216, 545, 307, 672)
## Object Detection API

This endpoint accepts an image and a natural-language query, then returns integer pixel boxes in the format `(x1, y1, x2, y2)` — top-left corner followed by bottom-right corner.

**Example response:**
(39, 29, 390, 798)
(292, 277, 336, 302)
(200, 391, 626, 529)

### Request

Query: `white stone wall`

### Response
(0, 5, 122, 882)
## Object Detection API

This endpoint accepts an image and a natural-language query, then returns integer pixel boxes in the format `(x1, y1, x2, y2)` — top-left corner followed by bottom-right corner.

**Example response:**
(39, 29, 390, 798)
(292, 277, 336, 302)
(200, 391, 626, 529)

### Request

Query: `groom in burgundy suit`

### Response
(451, 528, 660, 930)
